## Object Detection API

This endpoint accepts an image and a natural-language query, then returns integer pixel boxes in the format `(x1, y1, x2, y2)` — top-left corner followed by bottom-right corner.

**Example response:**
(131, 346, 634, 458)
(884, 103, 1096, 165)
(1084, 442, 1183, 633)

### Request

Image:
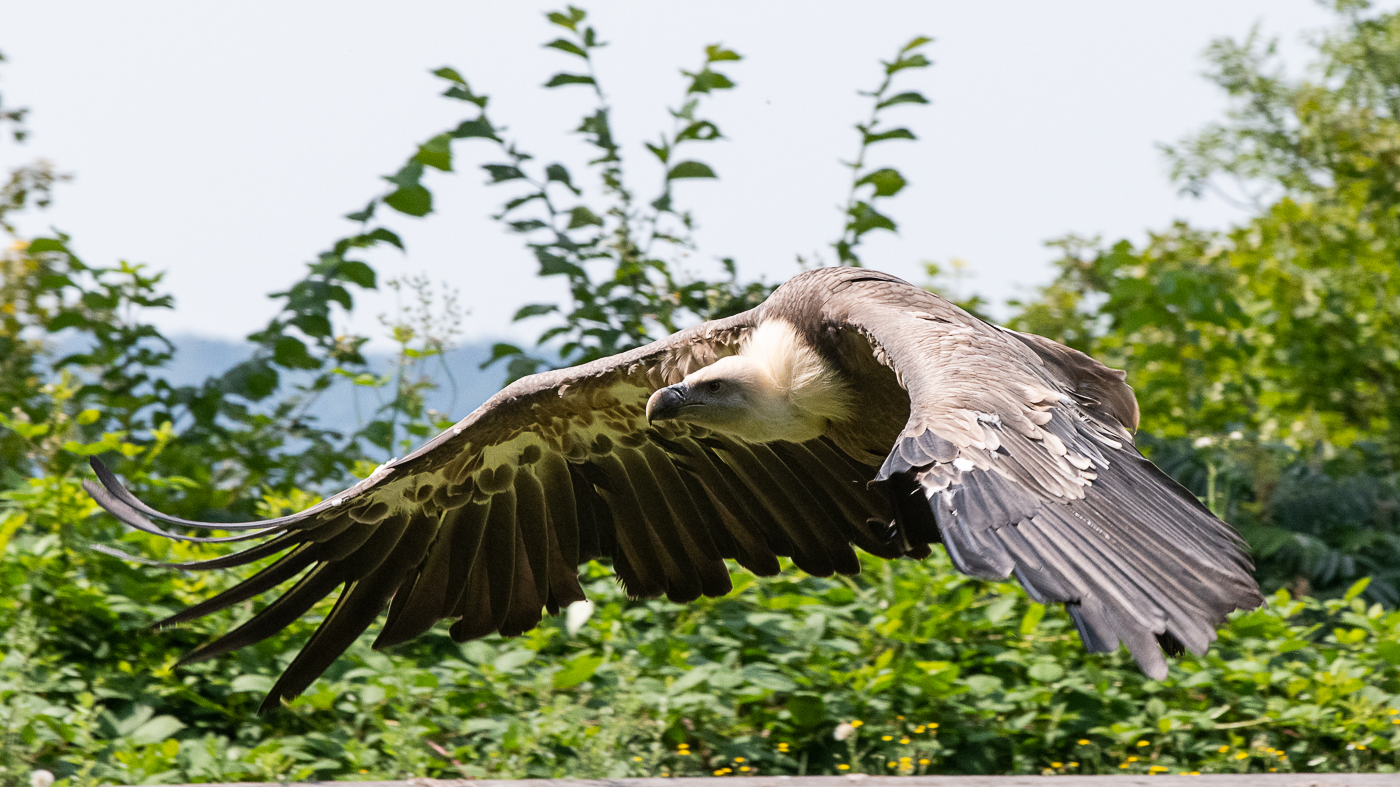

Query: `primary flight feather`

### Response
(88, 267, 1263, 712)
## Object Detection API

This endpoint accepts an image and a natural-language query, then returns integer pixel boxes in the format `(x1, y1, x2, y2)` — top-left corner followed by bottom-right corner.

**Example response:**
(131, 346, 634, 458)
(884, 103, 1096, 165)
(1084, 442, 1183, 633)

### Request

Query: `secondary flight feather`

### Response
(88, 267, 1263, 712)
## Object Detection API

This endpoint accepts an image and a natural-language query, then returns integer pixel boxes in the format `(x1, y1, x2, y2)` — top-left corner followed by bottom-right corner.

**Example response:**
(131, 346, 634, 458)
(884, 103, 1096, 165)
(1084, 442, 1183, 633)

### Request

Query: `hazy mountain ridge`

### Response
(160, 335, 507, 430)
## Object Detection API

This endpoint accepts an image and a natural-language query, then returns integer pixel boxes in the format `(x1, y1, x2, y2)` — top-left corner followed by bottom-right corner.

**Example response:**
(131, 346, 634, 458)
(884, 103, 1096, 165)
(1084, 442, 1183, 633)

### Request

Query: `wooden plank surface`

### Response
(152, 775, 1400, 787)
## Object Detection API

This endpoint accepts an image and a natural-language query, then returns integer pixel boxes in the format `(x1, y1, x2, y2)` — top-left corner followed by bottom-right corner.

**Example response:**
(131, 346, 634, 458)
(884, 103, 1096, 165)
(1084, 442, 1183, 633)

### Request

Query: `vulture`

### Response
(88, 267, 1263, 712)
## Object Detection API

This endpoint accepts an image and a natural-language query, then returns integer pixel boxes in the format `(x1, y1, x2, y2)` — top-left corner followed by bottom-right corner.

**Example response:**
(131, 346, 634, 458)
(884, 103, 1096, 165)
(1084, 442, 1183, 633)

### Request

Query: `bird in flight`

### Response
(90, 267, 1263, 712)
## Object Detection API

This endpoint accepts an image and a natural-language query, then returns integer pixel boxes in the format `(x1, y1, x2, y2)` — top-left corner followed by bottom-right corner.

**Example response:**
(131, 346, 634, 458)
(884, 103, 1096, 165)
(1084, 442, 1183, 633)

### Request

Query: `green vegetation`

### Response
(3, 2, 1400, 782)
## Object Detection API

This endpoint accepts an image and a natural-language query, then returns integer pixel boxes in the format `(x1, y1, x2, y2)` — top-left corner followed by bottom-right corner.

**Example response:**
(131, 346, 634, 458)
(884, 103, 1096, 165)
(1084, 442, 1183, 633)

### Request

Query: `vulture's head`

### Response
(645, 320, 851, 443)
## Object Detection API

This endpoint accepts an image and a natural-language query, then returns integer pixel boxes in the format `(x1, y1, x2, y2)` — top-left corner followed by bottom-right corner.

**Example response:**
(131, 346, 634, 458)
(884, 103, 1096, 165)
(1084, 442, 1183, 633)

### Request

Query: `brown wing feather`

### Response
(87, 303, 896, 711)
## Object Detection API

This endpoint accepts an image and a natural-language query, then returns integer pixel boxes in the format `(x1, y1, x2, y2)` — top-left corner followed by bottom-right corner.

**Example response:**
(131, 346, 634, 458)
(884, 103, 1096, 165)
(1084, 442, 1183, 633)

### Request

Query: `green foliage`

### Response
(1007, 4, 1400, 607)
(4, 464, 1400, 782)
(5, 2, 1400, 784)
(832, 37, 933, 267)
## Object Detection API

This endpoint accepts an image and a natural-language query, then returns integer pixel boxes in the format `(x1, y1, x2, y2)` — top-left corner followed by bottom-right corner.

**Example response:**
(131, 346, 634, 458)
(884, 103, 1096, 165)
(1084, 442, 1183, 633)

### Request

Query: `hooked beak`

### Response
(646, 384, 690, 423)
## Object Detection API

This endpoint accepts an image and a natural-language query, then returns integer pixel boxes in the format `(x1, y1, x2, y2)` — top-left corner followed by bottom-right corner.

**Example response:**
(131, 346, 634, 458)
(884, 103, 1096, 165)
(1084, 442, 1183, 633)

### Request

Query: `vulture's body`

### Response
(89, 267, 1263, 711)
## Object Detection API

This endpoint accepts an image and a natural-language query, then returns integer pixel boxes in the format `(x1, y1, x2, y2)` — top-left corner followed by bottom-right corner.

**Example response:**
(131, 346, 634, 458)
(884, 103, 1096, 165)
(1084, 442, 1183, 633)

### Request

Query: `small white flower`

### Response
(1192, 436, 1215, 448)
(30, 770, 55, 787)
(565, 599, 594, 635)
(833, 722, 855, 741)
(1229, 431, 1243, 441)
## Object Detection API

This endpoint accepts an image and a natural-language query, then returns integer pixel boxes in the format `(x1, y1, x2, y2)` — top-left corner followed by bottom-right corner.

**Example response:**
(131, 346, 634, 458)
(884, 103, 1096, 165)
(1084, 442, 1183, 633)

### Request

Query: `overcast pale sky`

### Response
(0, 2, 1384, 345)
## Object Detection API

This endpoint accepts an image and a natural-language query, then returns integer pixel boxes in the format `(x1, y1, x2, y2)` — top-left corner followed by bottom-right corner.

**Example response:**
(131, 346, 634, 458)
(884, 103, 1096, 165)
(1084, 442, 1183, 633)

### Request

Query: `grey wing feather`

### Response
(826, 269, 1262, 679)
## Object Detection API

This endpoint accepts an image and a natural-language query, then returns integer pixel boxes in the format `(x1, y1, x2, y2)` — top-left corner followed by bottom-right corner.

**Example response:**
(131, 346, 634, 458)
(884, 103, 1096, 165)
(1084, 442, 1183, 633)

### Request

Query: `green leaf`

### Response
(45, 312, 87, 332)
(667, 161, 717, 180)
(705, 44, 742, 62)
(452, 118, 497, 140)
(849, 202, 897, 235)
(545, 73, 596, 88)
(415, 134, 453, 172)
(513, 303, 558, 320)
(1027, 662, 1064, 683)
(26, 238, 66, 253)
(337, 261, 378, 289)
(546, 163, 579, 194)
(273, 336, 319, 370)
(222, 359, 279, 400)
(1377, 640, 1400, 665)
(231, 675, 275, 694)
(384, 186, 432, 217)
(985, 595, 1017, 625)
(687, 69, 735, 94)
(787, 693, 824, 727)
(887, 53, 932, 74)
(432, 66, 465, 84)
(365, 228, 403, 251)
(856, 167, 907, 197)
(676, 121, 720, 142)
(1019, 603, 1046, 635)
(547, 7, 586, 31)
(292, 314, 332, 339)
(483, 165, 526, 183)
(129, 715, 185, 746)
(482, 343, 524, 368)
(362, 420, 393, 450)
(567, 206, 604, 228)
(344, 199, 377, 222)
(741, 664, 796, 692)
(553, 653, 604, 690)
(877, 91, 930, 109)
(545, 38, 589, 58)
(902, 36, 933, 52)
(863, 127, 917, 145)
(384, 160, 424, 189)
(493, 649, 535, 673)
(1344, 576, 1371, 601)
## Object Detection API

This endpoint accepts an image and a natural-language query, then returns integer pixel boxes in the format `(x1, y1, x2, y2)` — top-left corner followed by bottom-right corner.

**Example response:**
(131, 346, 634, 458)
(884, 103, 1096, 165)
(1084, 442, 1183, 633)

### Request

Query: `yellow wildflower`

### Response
(1078, 739, 1091, 745)
(733, 757, 745, 763)
(1126, 756, 1139, 763)
(1217, 745, 1229, 753)
(919, 759, 930, 765)
(633, 757, 642, 762)
(739, 767, 750, 772)
(1235, 752, 1248, 760)
(1069, 762, 1079, 767)
(899, 737, 911, 744)
(914, 726, 926, 733)
(1149, 766, 1168, 774)
(1137, 740, 1150, 747)
(1050, 762, 1063, 768)
(837, 764, 850, 771)
(882, 735, 893, 742)
(850, 720, 864, 727)
(886, 762, 897, 768)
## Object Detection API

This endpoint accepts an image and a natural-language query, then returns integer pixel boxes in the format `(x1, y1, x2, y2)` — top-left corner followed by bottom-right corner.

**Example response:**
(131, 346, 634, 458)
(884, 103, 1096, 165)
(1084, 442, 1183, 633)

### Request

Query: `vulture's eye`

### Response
(706, 380, 724, 394)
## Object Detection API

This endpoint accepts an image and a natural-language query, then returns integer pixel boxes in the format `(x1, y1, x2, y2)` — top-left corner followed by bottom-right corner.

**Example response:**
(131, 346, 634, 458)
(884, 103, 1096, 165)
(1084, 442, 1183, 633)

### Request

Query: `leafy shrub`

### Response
(4, 3, 1400, 784)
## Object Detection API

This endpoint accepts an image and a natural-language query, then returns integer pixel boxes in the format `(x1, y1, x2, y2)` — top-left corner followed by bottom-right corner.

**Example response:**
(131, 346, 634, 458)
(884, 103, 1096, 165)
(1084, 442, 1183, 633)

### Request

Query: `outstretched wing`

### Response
(88, 308, 897, 712)
(824, 270, 1263, 679)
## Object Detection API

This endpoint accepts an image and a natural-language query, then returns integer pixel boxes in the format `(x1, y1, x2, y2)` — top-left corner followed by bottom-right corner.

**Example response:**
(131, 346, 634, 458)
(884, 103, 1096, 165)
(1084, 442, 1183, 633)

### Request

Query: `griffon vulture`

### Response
(89, 267, 1263, 712)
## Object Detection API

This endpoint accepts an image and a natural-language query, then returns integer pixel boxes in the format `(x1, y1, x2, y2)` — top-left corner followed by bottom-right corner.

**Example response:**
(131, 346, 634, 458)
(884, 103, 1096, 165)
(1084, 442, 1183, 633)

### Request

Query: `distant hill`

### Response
(156, 335, 509, 431)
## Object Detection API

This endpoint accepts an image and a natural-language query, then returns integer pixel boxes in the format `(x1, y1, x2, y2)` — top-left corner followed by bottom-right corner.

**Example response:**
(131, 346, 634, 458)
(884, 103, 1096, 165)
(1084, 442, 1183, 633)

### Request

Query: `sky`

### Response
(0, 2, 1386, 346)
